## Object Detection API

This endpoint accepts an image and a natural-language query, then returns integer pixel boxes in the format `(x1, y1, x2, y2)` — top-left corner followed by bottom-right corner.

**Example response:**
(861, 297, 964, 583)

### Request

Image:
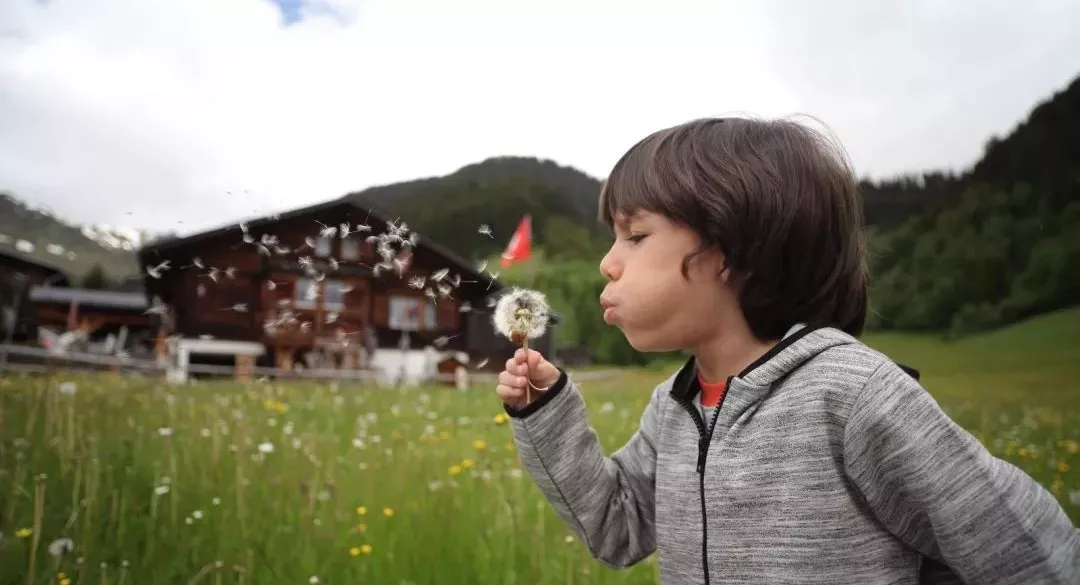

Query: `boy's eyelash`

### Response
(627, 234, 647, 243)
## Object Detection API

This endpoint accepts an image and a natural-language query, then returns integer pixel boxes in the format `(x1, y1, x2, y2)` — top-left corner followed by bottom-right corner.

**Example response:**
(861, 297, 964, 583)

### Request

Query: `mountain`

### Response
(343, 156, 609, 262)
(865, 73, 1080, 335)
(0, 192, 141, 285)
(859, 74, 1080, 228)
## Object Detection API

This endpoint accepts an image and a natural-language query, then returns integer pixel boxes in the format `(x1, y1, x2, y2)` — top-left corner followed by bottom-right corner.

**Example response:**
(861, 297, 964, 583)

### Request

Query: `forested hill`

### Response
(859, 74, 1079, 228)
(865, 73, 1080, 336)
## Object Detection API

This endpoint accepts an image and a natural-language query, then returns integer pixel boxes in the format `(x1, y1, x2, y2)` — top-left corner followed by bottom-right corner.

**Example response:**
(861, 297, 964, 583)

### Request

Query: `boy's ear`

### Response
(718, 259, 732, 283)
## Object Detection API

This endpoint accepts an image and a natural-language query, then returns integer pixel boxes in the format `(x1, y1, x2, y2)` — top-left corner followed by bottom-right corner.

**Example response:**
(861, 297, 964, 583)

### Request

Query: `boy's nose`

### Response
(599, 251, 619, 281)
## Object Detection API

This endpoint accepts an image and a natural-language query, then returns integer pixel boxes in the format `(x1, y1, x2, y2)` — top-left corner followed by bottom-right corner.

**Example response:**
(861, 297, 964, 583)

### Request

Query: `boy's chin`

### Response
(623, 329, 681, 353)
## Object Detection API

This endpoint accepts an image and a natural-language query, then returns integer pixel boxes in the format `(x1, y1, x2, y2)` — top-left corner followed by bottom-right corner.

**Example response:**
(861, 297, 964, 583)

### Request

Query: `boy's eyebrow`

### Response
(614, 210, 643, 227)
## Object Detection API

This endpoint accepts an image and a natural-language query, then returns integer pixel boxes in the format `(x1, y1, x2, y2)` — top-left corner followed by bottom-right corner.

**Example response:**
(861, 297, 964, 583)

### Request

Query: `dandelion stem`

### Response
(522, 337, 531, 404)
(26, 475, 46, 585)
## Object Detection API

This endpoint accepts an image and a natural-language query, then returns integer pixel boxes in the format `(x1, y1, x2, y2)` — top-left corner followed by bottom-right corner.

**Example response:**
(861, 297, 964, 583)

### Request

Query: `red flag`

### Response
(500, 215, 532, 269)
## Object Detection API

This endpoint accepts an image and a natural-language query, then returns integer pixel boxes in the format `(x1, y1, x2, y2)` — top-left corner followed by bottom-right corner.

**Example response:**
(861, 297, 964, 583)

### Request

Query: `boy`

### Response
(495, 117, 1080, 584)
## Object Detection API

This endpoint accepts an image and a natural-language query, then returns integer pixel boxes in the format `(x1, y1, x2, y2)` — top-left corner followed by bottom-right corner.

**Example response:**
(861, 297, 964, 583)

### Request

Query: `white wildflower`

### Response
(47, 537, 75, 557)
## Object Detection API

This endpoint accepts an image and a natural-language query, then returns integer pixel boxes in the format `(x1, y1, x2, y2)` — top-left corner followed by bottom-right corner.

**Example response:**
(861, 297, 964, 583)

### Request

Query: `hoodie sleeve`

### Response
(843, 361, 1080, 584)
(504, 369, 661, 569)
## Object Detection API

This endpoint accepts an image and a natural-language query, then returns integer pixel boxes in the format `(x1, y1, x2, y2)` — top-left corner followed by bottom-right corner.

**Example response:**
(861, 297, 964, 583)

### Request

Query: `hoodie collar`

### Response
(670, 324, 858, 402)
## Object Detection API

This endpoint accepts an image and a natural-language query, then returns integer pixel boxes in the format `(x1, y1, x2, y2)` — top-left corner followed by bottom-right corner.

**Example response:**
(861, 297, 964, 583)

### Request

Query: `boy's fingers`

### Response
(497, 370, 523, 388)
(514, 347, 544, 368)
(496, 384, 522, 401)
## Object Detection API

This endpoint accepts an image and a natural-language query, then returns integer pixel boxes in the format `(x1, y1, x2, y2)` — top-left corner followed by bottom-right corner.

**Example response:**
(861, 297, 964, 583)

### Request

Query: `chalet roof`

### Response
(137, 196, 500, 291)
(29, 286, 149, 311)
(0, 245, 72, 285)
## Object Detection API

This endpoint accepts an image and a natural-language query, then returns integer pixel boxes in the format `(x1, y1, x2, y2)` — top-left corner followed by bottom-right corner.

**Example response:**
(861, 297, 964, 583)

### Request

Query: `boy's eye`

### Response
(626, 233, 647, 244)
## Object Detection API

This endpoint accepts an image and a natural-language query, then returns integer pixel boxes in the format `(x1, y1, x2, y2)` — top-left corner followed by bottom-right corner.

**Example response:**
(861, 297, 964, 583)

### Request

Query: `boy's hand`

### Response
(496, 348, 560, 410)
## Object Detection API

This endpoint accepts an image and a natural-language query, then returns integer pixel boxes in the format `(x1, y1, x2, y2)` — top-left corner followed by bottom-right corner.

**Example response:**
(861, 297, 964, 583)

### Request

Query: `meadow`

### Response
(2, 309, 1079, 584)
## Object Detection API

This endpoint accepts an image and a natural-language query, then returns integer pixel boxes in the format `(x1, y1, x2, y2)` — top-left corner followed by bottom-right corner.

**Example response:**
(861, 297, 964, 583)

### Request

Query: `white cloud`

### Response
(1, 0, 1079, 236)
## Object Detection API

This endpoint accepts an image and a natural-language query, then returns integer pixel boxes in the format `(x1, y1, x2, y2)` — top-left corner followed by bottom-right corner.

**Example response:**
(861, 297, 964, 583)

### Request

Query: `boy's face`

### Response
(599, 210, 735, 352)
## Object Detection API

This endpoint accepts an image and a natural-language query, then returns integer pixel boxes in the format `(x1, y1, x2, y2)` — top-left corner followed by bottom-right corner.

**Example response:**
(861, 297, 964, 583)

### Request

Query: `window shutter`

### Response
(438, 299, 459, 330)
(372, 292, 389, 327)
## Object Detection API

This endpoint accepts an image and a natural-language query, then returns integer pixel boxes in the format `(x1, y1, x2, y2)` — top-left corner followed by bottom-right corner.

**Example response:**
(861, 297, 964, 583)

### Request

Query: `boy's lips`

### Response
(600, 297, 617, 323)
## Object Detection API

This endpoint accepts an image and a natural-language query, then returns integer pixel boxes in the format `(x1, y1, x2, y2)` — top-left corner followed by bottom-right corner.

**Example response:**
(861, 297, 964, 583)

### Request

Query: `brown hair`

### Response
(598, 116, 868, 340)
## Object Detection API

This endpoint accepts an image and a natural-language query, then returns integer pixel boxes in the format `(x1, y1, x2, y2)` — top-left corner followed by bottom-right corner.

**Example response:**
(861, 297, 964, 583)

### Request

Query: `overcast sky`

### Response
(2, 0, 1079, 237)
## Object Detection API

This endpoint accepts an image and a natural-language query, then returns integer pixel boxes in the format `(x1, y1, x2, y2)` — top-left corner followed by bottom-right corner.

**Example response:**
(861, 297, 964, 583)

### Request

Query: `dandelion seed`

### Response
(478, 224, 493, 238)
(432, 335, 457, 348)
(408, 276, 425, 290)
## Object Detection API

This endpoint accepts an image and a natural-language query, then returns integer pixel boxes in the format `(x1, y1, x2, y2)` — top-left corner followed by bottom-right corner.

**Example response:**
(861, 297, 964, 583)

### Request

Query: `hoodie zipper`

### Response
(676, 375, 734, 585)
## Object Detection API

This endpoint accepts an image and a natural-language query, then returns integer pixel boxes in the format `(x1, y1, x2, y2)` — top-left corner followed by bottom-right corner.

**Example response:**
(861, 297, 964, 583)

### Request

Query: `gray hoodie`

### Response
(505, 325, 1080, 584)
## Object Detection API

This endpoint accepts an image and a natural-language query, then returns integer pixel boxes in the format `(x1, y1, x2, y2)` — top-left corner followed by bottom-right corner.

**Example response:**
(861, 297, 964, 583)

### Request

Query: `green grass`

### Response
(1, 308, 1079, 584)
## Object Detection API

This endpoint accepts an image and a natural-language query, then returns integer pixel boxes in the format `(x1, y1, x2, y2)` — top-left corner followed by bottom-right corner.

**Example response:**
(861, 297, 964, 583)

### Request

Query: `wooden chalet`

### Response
(0, 246, 71, 288)
(26, 286, 158, 357)
(1, 247, 72, 343)
(136, 198, 557, 380)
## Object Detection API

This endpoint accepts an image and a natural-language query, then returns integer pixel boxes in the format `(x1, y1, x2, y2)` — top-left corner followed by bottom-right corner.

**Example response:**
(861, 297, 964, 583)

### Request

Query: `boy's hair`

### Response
(598, 116, 868, 340)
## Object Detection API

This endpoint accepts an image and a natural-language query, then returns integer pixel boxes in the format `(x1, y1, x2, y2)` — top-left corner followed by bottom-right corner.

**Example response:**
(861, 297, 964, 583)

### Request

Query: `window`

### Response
(295, 278, 318, 309)
(315, 236, 332, 258)
(341, 238, 360, 261)
(387, 295, 437, 331)
(324, 279, 347, 310)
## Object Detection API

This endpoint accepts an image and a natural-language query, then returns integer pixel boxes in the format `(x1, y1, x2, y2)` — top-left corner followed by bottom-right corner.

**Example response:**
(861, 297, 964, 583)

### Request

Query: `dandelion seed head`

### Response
(492, 288, 550, 341)
(48, 537, 75, 558)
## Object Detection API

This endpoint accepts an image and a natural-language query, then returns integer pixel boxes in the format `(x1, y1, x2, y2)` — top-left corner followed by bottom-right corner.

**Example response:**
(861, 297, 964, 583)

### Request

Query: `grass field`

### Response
(2, 309, 1079, 584)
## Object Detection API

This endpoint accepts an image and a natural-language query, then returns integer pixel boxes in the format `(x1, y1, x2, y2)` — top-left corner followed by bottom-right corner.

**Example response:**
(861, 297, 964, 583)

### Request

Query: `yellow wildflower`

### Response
(449, 465, 462, 476)
(1057, 460, 1070, 474)
(15, 527, 32, 538)
(356, 506, 367, 516)
(383, 507, 394, 518)
(349, 547, 362, 557)
(356, 523, 367, 533)
(462, 458, 475, 469)
(505, 442, 515, 452)
(493, 413, 508, 425)
(473, 440, 487, 451)
(360, 544, 372, 555)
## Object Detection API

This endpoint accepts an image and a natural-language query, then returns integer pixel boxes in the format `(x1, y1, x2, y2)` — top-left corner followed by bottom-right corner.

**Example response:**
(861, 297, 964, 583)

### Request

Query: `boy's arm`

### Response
(843, 362, 1080, 584)
(505, 369, 661, 569)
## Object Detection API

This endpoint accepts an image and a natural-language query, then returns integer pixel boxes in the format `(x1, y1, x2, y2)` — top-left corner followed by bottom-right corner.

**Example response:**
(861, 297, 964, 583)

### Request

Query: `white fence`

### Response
(0, 343, 624, 386)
